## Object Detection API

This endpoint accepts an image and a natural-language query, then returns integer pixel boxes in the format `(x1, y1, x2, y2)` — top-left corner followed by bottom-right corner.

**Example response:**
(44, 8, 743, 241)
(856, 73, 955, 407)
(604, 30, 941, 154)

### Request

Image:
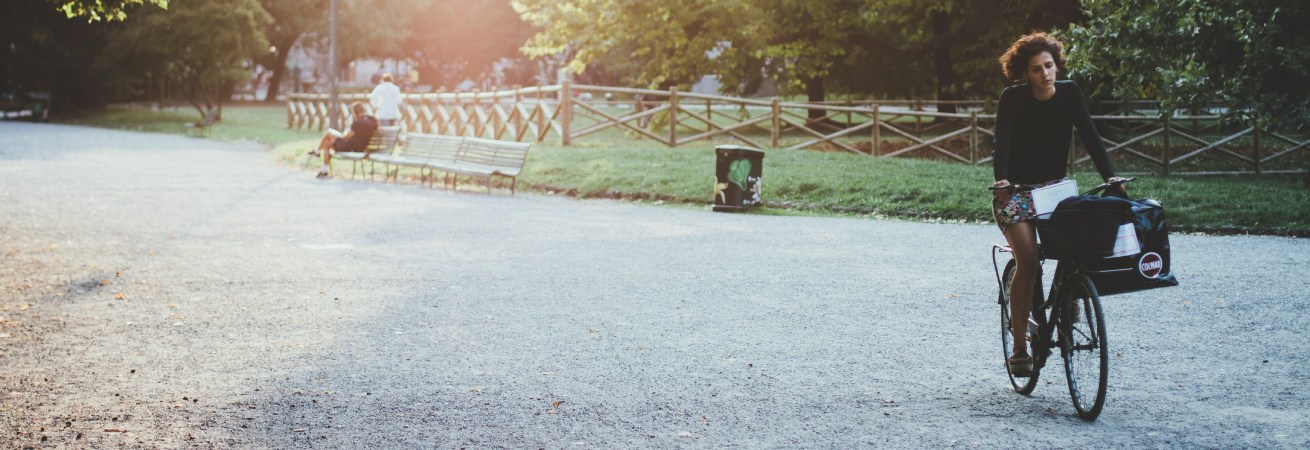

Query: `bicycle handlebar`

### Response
(987, 177, 1136, 195)
(1082, 177, 1136, 196)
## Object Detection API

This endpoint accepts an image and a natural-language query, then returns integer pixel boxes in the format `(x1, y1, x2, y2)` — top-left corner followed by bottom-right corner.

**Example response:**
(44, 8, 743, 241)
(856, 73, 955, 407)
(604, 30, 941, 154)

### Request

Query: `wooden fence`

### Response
(288, 83, 1308, 175)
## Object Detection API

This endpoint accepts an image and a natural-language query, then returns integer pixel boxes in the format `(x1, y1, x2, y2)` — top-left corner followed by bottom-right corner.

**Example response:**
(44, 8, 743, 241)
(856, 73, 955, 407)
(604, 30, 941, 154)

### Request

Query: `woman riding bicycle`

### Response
(991, 32, 1126, 377)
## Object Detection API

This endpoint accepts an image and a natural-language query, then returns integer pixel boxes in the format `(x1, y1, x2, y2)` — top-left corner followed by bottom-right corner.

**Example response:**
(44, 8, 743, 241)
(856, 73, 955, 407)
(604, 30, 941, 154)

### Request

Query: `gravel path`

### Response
(1, 121, 1308, 448)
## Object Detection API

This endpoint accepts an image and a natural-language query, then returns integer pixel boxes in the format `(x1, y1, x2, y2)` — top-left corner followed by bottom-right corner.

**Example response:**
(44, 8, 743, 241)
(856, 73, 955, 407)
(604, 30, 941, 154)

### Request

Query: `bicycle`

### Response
(989, 177, 1134, 421)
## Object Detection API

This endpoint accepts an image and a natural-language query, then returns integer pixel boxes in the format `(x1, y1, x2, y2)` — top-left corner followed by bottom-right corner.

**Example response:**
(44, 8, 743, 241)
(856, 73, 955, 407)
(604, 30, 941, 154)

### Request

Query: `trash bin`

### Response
(713, 145, 765, 212)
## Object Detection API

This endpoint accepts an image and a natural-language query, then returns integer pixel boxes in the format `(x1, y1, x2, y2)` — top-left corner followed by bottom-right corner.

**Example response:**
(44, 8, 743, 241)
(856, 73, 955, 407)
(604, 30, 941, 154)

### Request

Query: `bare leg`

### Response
(318, 135, 337, 171)
(1003, 221, 1039, 357)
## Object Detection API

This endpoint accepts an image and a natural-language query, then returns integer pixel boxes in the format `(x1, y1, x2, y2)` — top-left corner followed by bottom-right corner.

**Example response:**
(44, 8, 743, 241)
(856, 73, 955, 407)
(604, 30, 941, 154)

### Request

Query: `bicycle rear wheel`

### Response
(999, 259, 1039, 394)
(1059, 272, 1108, 420)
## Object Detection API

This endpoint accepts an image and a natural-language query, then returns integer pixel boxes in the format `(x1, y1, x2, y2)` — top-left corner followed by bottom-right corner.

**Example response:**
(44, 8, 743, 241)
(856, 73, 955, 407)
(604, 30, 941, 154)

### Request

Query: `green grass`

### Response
(521, 138, 1309, 235)
(58, 102, 321, 146)
(57, 104, 1310, 236)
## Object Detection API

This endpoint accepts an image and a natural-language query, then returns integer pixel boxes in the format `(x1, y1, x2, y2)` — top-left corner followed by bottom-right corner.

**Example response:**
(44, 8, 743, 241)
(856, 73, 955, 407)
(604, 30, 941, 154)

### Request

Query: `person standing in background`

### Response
(370, 73, 403, 127)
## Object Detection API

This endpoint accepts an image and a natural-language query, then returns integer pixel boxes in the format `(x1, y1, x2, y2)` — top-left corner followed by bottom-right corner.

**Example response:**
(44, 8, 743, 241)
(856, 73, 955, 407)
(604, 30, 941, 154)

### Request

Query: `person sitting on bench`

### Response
(311, 102, 378, 179)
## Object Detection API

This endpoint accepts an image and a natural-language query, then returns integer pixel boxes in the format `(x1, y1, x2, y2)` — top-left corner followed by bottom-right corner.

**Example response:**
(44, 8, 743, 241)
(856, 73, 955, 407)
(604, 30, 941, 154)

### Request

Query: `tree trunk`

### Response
(804, 75, 827, 121)
(263, 35, 298, 102)
(931, 9, 958, 114)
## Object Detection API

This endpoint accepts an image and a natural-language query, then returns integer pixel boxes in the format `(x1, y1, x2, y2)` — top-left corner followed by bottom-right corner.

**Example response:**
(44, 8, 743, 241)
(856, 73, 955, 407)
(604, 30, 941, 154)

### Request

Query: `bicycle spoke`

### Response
(1061, 273, 1108, 420)
(999, 259, 1039, 395)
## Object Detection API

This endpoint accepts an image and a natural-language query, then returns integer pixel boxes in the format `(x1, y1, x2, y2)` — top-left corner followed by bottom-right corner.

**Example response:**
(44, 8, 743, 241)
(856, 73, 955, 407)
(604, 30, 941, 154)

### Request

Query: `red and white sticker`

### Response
(1138, 252, 1164, 278)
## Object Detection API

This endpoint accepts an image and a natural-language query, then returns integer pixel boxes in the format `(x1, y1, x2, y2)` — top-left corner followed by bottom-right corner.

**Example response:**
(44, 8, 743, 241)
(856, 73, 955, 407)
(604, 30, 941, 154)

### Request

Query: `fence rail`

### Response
(288, 83, 1308, 175)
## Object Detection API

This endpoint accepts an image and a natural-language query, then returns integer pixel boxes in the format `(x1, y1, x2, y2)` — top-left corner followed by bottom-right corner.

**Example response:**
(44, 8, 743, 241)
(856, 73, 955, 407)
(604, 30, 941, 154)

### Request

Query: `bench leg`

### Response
(510, 177, 517, 196)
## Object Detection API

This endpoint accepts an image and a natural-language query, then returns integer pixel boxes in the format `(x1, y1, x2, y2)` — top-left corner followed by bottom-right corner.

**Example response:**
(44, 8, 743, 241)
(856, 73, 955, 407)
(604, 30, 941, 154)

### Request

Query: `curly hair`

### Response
(999, 32, 1067, 82)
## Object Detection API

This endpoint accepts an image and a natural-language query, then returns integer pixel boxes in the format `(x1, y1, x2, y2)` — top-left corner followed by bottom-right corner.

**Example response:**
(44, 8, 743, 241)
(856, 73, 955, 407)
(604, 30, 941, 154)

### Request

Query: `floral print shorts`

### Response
(992, 178, 1067, 230)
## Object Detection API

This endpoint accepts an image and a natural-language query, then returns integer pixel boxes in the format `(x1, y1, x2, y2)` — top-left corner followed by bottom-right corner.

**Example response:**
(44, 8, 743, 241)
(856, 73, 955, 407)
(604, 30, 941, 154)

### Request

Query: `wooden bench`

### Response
(428, 136, 533, 194)
(332, 126, 400, 179)
(369, 134, 532, 194)
(369, 133, 464, 186)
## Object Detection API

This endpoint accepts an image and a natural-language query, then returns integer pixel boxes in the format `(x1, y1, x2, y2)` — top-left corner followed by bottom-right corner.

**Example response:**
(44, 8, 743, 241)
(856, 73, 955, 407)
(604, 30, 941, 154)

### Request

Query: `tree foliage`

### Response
(335, 0, 412, 63)
(512, 0, 1082, 104)
(100, 0, 271, 119)
(399, 0, 530, 88)
(860, 0, 1082, 100)
(1063, 0, 1310, 130)
(514, 0, 760, 90)
(46, 0, 167, 21)
(1, 0, 116, 109)
(754, 0, 865, 103)
(255, 0, 326, 102)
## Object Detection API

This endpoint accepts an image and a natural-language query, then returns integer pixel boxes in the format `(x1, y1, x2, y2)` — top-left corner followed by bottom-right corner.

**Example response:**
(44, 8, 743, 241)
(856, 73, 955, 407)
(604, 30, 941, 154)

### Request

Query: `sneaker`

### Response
(315, 171, 330, 179)
(1007, 355, 1034, 377)
(308, 149, 320, 157)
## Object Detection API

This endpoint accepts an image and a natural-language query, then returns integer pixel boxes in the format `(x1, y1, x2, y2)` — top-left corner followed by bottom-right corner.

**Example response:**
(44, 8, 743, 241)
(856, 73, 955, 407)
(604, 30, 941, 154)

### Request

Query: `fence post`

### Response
(668, 86, 679, 147)
(914, 99, 922, 134)
(535, 88, 546, 142)
(470, 89, 482, 137)
(771, 97, 781, 148)
(1253, 114, 1261, 175)
(706, 97, 712, 122)
(399, 95, 410, 134)
(560, 80, 572, 146)
(1162, 114, 1171, 176)
(970, 111, 978, 163)
(872, 104, 880, 156)
(456, 91, 467, 136)
(1120, 98, 1129, 142)
(513, 87, 523, 141)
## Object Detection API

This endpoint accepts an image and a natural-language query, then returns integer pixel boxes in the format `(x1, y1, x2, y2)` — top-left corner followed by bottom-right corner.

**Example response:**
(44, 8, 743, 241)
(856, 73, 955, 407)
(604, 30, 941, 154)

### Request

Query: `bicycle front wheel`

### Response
(1059, 272, 1108, 420)
(999, 259, 1039, 394)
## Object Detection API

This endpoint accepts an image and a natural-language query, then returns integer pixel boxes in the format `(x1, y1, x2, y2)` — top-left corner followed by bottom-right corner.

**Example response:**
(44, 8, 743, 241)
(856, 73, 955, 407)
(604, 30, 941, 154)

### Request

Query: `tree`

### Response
(514, 0, 764, 90)
(400, 0, 532, 89)
(45, 0, 166, 21)
(256, 0, 415, 100)
(100, 0, 271, 120)
(1, 0, 117, 110)
(335, 0, 412, 64)
(857, 0, 1084, 108)
(754, 0, 866, 118)
(255, 0, 326, 102)
(1062, 0, 1310, 131)
(512, 0, 1083, 110)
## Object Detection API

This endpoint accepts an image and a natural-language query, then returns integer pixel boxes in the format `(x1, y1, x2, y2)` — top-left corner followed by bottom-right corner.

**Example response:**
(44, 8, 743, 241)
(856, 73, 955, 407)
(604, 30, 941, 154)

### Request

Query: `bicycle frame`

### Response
(989, 176, 1128, 420)
(991, 244, 1084, 368)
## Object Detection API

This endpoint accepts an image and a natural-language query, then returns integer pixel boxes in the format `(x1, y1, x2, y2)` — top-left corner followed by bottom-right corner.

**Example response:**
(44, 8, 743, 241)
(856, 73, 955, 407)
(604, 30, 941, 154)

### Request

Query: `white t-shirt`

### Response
(370, 82, 403, 120)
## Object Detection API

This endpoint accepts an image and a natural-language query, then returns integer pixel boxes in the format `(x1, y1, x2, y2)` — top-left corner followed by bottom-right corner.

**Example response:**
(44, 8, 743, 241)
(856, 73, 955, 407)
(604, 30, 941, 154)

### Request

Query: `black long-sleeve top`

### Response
(991, 80, 1115, 184)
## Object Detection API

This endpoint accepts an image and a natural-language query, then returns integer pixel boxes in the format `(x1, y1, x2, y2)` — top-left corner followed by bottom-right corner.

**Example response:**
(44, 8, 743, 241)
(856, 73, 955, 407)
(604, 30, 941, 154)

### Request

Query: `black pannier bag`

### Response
(1038, 195, 1179, 296)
